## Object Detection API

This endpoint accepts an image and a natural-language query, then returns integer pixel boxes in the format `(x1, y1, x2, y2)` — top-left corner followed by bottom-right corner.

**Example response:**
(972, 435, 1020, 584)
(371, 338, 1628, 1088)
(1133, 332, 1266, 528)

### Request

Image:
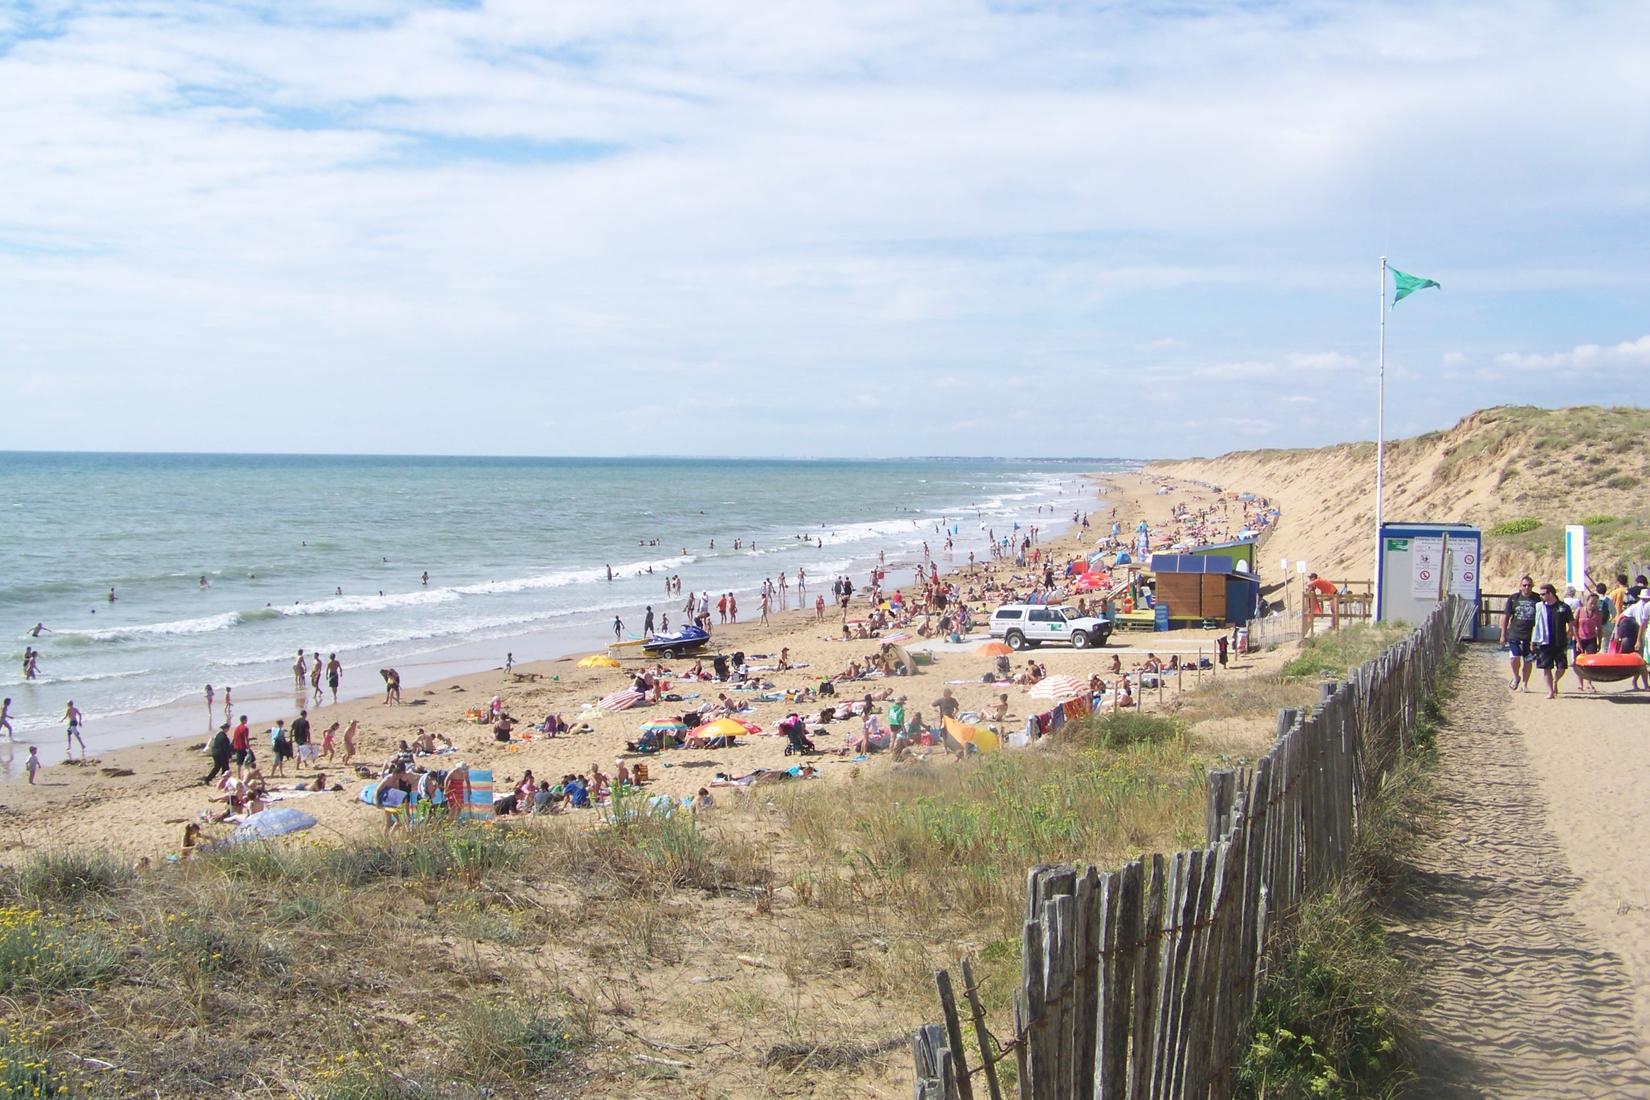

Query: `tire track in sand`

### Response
(1389, 647, 1650, 1097)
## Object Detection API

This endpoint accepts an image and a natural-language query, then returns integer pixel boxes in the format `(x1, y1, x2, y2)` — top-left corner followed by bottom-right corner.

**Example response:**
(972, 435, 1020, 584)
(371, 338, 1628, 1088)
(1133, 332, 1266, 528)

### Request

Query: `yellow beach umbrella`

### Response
(692, 717, 750, 739)
(577, 654, 621, 669)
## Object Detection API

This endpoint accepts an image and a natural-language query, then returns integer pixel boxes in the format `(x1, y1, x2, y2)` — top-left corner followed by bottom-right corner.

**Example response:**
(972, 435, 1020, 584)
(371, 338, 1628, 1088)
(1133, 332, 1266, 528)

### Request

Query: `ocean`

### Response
(0, 453, 1128, 750)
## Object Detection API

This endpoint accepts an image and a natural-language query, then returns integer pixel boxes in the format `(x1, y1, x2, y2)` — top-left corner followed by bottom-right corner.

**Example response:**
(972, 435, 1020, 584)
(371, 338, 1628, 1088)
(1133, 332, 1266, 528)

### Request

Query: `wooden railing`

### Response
(911, 596, 1473, 1099)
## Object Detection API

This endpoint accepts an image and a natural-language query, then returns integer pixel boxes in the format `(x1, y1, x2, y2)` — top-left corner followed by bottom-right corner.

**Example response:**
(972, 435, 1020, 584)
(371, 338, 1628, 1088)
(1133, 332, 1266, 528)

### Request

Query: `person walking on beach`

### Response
(222, 686, 233, 724)
(63, 700, 85, 754)
(760, 592, 771, 625)
(310, 655, 323, 704)
(505, 652, 514, 675)
(342, 719, 359, 765)
(717, 595, 728, 624)
(644, 606, 655, 635)
(1533, 582, 1575, 699)
(294, 650, 307, 689)
(231, 714, 250, 776)
(728, 594, 738, 623)
(326, 653, 342, 704)
(269, 719, 292, 777)
(204, 724, 232, 784)
(815, 594, 826, 622)
(381, 669, 401, 704)
(1499, 575, 1541, 691)
(204, 684, 215, 728)
(26, 746, 41, 784)
(291, 710, 312, 769)
(0, 697, 13, 740)
(613, 615, 626, 641)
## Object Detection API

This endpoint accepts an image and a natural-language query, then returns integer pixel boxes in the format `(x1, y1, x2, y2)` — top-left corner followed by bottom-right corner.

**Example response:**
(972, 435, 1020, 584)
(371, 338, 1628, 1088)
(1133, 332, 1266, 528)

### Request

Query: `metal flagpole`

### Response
(1374, 256, 1388, 621)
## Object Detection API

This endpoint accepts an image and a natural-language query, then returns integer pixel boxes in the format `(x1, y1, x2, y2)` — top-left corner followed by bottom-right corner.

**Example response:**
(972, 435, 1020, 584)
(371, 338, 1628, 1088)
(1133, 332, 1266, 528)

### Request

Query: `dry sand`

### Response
(0, 472, 1245, 866)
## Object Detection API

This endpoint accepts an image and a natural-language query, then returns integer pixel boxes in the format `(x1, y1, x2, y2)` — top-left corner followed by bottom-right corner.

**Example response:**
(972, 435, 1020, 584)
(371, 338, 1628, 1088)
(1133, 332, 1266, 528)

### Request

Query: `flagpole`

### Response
(1374, 256, 1387, 621)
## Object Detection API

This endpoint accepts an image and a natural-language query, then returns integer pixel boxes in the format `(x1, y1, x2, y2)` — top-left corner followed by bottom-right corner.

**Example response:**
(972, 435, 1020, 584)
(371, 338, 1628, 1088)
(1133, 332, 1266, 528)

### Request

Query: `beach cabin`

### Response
(1375, 522, 1481, 639)
(1148, 553, 1263, 627)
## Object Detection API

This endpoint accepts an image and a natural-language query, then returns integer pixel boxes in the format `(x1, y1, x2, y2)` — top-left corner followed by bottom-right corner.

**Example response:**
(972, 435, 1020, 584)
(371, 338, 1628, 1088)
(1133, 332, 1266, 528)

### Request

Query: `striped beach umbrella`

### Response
(1027, 674, 1087, 702)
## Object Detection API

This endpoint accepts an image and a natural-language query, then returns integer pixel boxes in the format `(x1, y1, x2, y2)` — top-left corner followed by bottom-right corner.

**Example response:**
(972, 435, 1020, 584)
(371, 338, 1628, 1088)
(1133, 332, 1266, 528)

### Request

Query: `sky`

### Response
(2, 0, 1648, 459)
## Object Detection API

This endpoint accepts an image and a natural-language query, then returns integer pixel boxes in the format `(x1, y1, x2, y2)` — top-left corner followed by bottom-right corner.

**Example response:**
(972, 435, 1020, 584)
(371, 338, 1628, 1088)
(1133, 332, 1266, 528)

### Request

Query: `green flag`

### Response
(1390, 266, 1440, 306)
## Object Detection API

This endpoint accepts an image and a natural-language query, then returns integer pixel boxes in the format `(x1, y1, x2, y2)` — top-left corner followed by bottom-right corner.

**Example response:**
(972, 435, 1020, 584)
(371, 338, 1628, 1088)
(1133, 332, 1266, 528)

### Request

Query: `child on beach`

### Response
(26, 746, 40, 784)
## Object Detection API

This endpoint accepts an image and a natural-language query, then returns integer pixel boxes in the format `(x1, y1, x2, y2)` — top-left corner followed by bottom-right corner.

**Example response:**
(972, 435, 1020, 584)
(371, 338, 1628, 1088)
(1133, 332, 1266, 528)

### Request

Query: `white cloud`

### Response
(1, 1, 1649, 455)
(1286, 352, 1355, 372)
(1495, 335, 1650, 372)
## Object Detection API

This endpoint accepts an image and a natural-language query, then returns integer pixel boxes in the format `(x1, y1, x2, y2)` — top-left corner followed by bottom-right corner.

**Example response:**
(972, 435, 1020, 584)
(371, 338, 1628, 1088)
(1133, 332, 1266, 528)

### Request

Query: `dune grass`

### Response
(0, 710, 1218, 1094)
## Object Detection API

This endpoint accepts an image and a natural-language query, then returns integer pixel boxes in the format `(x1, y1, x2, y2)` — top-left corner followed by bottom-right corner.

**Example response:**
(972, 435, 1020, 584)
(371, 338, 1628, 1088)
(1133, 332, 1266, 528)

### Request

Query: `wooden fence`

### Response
(912, 596, 1474, 1100)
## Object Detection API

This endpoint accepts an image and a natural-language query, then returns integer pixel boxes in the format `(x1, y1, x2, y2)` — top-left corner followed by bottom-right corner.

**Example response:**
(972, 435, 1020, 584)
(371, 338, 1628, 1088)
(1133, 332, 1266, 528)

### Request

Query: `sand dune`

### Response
(1152, 405, 1650, 591)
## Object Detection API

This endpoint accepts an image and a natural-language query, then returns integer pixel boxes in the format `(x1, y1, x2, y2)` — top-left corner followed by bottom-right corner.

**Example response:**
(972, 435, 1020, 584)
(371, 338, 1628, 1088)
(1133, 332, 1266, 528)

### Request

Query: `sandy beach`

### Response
(0, 471, 1250, 866)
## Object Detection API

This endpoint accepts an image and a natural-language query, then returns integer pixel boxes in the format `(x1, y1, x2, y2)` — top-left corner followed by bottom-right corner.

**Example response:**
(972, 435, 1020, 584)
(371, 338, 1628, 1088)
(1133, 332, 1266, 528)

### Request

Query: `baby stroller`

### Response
(780, 714, 818, 756)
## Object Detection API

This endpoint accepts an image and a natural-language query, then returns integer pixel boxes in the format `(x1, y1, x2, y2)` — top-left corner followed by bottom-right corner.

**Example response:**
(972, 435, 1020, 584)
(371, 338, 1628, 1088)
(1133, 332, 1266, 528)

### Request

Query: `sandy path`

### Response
(1390, 648, 1650, 1096)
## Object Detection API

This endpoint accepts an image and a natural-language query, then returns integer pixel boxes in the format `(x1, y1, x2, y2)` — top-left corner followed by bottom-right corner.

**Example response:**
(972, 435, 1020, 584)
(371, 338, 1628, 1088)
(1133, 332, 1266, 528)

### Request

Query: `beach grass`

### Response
(0, 725, 1213, 1095)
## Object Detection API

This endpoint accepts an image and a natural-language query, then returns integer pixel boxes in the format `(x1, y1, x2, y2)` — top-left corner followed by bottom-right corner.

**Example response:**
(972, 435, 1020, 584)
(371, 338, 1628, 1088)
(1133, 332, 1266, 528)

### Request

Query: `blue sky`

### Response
(2, 0, 1647, 458)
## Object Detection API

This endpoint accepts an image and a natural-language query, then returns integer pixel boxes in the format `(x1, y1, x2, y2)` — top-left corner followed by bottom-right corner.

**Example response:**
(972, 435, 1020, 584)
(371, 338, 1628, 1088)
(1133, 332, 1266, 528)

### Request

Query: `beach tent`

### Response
(578, 655, 621, 669)
(227, 807, 317, 845)
(881, 643, 918, 676)
(943, 716, 1000, 754)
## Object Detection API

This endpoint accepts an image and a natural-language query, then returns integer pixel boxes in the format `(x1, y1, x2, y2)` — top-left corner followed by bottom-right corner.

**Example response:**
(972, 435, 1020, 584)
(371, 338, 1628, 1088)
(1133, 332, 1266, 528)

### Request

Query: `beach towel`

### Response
(460, 769, 494, 821)
(264, 788, 329, 803)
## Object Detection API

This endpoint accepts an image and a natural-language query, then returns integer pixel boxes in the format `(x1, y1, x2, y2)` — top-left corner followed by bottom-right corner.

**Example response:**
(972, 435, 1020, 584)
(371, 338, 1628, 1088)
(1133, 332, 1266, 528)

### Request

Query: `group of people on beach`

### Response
(1500, 572, 1650, 697)
(203, 709, 363, 785)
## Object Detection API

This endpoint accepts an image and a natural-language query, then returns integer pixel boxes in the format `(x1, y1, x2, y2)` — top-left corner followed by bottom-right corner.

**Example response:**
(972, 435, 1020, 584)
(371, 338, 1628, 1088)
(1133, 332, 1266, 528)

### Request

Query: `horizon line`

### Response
(0, 448, 1148, 464)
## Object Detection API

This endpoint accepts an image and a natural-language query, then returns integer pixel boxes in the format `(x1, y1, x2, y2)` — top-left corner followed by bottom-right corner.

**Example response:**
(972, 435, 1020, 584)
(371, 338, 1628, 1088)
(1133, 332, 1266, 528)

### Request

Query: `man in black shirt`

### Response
(290, 710, 311, 772)
(1499, 575, 1541, 691)
(1532, 582, 1575, 699)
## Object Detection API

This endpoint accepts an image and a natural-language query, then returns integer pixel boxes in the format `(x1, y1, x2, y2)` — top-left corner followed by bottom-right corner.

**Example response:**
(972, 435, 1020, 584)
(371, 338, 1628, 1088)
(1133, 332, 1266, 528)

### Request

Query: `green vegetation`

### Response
(9, 849, 132, 905)
(1236, 885, 1411, 1099)
(1235, 651, 1458, 1098)
(0, 905, 119, 994)
(1280, 623, 1411, 682)
(1606, 474, 1640, 491)
(1488, 517, 1542, 537)
(0, 1026, 70, 1099)
(1583, 514, 1617, 527)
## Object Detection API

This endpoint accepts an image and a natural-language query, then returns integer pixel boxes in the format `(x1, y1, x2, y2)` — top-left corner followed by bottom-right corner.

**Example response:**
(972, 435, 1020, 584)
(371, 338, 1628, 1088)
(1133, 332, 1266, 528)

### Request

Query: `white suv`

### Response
(989, 604, 1113, 650)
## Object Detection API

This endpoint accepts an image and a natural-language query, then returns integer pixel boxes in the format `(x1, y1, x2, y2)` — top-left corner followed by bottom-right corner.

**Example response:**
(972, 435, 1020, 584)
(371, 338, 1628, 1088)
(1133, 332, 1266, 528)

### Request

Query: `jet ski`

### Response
(640, 625, 712, 658)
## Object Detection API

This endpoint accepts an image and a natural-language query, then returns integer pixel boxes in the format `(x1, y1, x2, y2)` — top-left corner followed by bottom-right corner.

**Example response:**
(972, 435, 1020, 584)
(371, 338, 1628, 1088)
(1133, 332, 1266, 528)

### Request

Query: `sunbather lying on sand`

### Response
(709, 765, 819, 787)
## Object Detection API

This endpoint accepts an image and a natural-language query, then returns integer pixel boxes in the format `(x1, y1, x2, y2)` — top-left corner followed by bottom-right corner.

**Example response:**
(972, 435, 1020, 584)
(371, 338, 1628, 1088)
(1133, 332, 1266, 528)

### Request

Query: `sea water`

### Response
(0, 453, 1130, 749)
